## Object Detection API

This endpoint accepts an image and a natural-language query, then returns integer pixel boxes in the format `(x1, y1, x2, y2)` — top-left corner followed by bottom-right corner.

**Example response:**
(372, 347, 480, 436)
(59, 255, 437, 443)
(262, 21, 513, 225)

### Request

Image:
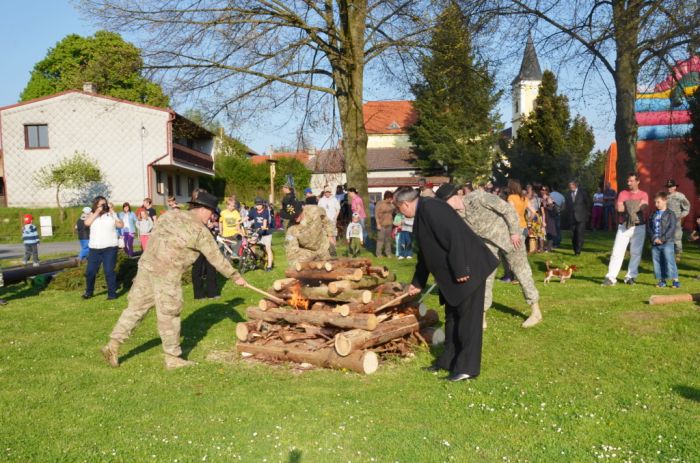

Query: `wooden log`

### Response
(280, 331, 320, 343)
(285, 267, 363, 282)
(272, 278, 299, 292)
(294, 261, 333, 272)
(236, 342, 379, 374)
(367, 265, 390, 278)
(648, 293, 700, 305)
(334, 314, 423, 356)
(323, 258, 373, 270)
(327, 274, 393, 294)
(345, 295, 414, 314)
(246, 306, 379, 330)
(236, 321, 261, 342)
(419, 327, 446, 346)
(276, 286, 372, 304)
(258, 299, 280, 311)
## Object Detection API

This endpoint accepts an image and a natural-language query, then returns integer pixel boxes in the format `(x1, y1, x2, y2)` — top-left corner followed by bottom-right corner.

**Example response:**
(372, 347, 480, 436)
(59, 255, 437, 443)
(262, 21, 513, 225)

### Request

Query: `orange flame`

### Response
(289, 283, 310, 310)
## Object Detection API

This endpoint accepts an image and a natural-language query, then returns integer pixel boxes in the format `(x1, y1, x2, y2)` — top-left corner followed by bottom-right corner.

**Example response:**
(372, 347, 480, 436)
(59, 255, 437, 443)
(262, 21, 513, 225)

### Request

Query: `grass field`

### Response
(0, 231, 699, 462)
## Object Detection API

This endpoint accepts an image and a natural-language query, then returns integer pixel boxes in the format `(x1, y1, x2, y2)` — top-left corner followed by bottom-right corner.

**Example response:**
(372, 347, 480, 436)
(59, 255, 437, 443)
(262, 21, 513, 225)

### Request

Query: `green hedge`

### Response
(49, 253, 193, 292)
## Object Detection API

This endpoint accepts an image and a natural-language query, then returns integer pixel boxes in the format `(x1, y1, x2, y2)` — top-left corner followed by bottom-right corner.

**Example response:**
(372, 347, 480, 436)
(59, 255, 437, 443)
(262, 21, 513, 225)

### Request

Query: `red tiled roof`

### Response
(368, 176, 449, 188)
(250, 151, 310, 165)
(307, 147, 418, 173)
(363, 101, 417, 134)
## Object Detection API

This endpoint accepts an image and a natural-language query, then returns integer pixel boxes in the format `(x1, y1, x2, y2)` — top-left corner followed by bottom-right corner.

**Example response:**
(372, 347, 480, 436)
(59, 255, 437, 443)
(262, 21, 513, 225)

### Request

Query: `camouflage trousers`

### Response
(674, 219, 683, 255)
(288, 247, 331, 267)
(109, 270, 184, 357)
(484, 243, 539, 311)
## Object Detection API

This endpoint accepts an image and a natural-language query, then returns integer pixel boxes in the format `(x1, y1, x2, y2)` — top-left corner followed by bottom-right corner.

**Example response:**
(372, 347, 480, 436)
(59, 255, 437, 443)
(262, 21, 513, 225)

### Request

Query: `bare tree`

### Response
(473, 0, 699, 180)
(79, 0, 435, 207)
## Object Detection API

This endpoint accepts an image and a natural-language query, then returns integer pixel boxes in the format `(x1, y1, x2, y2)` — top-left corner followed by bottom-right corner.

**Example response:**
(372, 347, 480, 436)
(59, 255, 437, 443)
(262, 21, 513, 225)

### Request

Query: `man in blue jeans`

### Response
(648, 192, 680, 288)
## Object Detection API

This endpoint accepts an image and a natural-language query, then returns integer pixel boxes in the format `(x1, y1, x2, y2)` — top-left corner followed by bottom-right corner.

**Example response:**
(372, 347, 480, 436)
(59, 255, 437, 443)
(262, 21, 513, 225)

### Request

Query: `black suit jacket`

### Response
(410, 197, 499, 306)
(565, 188, 591, 223)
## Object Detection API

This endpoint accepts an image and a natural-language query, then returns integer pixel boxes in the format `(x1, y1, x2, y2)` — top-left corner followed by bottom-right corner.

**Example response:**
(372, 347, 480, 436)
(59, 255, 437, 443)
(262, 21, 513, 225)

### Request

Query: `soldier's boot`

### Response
(101, 339, 120, 368)
(521, 302, 542, 328)
(164, 354, 196, 370)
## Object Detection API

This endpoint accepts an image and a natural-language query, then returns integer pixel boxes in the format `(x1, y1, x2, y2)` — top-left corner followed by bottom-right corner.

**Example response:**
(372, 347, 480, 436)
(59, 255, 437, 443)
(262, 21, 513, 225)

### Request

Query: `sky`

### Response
(0, 1, 616, 154)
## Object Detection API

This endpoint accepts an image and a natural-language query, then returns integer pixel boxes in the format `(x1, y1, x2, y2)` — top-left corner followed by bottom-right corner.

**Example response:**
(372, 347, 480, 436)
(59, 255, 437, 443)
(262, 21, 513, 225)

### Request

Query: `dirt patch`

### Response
(206, 349, 316, 374)
(618, 310, 684, 335)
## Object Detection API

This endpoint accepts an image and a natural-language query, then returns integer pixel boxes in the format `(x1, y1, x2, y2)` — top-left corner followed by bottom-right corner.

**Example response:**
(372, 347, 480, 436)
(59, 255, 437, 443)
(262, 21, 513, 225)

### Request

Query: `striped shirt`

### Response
(22, 224, 40, 245)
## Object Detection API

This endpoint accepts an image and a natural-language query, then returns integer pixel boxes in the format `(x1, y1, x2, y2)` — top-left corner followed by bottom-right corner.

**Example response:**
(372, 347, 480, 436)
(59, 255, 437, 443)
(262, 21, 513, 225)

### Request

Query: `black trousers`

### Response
(436, 281, 486, 376)
(571, 219, 586, 254)
(192, 254, 219, 299)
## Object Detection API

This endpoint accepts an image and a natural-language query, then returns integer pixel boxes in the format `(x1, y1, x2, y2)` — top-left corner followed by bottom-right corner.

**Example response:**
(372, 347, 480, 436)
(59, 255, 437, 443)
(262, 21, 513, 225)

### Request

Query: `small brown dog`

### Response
(544, 261, 578, 284)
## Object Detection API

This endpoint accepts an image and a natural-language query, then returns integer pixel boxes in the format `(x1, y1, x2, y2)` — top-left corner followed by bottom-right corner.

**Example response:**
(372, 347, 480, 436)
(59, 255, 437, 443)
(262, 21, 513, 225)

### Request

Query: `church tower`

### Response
(511, 34, 543, 138)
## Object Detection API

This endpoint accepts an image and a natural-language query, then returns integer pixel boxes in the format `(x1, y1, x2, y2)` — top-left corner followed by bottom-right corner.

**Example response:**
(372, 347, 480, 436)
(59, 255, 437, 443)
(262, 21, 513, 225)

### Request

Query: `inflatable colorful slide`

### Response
(635, 56, 698, 141)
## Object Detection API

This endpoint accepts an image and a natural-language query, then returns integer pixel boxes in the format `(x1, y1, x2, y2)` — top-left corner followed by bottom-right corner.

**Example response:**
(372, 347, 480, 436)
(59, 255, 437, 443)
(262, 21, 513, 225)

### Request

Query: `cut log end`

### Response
(334, 333, 353, 357)
(362, 351, 379, 375)
(360, 290, 372, 304)
(333, 304, 350, 317)
(235, 323, 250, 342)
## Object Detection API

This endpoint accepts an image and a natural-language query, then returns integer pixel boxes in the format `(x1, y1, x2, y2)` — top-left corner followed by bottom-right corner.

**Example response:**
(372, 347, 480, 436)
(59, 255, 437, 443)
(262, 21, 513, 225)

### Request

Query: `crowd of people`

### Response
(8, 173, 694, 375)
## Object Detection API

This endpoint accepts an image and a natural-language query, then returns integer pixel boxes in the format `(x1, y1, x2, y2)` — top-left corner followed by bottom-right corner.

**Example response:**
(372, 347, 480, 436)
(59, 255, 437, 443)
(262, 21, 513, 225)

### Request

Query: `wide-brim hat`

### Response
(435, 183, 459, 201)
(281, 198, 304, 220)
(188, 191, 219, 211)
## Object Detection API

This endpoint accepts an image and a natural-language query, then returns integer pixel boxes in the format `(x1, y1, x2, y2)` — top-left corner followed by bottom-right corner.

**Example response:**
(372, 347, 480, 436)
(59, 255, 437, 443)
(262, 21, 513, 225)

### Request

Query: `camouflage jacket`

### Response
(667, 191, 690, 220)
(460, 190, 521, 253)
(285, 205, 333, 262)
(139, 210, 239, 280)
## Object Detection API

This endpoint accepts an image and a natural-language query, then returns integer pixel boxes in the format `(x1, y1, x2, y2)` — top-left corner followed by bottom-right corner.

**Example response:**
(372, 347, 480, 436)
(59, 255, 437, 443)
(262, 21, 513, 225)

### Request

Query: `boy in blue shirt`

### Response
(21, 214, 40, 266)
(648, 192, 679, 288)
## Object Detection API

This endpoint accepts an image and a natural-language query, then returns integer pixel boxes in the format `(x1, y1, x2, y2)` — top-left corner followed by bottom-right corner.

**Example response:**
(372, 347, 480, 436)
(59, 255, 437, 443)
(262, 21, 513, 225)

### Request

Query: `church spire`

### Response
(512, 34, 542, 85)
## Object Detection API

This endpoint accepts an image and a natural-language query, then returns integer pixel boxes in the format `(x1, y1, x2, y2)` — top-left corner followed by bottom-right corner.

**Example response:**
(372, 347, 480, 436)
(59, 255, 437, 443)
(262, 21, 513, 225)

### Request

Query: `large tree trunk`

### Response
(335, 1, 370, 213)
(613, 2, 642, 184)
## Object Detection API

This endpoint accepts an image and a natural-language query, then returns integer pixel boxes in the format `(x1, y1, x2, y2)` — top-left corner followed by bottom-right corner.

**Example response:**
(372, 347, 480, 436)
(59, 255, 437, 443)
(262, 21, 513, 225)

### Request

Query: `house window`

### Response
(187, 177, 195, 197)
(156, 171, 164, 194)
(387, 121, 400, 130)
(0, 177, 5, 196)
(175, 174, 182, 196)
(24, 124, 49, 148)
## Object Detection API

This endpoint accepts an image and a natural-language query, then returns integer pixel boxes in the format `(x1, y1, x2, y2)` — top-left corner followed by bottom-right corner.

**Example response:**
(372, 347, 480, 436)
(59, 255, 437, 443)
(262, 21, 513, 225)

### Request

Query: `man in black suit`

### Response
(394, 186, 499, 381)
(564, 180, 590, 255)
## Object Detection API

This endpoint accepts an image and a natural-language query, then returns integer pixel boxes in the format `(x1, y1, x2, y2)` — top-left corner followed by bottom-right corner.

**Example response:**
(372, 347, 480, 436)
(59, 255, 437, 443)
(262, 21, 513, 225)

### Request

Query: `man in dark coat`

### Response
(394, 186, 499, 381)
(564, 180, 591, 255)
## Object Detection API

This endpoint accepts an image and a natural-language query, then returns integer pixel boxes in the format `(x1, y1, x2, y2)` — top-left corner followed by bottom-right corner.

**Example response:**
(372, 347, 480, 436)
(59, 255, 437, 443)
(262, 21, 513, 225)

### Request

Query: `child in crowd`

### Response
(136, 209, 154, 251)
(21, 214, 40, 266)
(346, 213, 364, 257)
(76, 206, 92, 261)
(648, 192, 679, 288)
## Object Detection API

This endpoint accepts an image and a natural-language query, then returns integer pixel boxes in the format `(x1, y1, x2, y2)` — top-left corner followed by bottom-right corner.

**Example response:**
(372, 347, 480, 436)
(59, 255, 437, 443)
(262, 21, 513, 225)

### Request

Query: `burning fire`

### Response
(289, 283, 310, 310)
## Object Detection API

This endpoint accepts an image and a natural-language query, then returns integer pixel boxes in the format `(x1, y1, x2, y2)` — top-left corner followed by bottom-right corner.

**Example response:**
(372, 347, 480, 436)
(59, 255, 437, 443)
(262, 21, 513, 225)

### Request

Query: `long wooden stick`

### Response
(373, 292, 412, 312)
(244, 283, 286, 305)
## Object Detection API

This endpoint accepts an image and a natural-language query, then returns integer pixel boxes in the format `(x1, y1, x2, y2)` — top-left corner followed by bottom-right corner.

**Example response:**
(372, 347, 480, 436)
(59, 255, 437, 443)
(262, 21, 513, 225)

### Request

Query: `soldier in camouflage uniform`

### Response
(665, 179, 691, 259)
(436, 184, 542, 329)
(101, 192, 247, 370)
(281, 199, 334, 266)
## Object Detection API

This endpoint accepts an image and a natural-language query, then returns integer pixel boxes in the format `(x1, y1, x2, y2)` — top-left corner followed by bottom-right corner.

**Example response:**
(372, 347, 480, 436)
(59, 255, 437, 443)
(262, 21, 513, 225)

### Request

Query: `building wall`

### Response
(366, 134, 412, 149)
(0, 92, 169, 207)
(511, 80, 541, 137)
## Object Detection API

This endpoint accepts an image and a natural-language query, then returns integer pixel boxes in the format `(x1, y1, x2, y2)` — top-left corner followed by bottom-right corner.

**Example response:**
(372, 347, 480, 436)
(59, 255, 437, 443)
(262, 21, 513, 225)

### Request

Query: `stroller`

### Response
(217, 232, 266, 274)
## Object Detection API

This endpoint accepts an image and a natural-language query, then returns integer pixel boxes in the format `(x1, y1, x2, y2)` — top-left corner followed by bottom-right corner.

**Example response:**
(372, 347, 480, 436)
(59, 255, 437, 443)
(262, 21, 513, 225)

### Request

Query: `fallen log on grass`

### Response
(648, 293, 700, 305)
(237, 342, 379, 374)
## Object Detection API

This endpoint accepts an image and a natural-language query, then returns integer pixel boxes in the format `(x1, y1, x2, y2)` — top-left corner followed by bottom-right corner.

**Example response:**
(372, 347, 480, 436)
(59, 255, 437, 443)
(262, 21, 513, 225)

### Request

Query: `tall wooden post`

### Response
(267, 159, 278, 205)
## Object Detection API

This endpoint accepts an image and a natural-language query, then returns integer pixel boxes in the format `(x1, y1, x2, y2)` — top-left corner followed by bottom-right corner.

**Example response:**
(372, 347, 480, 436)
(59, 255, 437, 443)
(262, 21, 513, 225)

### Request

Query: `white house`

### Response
(307, 100, 447, 201)
(0, 86, 214, 207)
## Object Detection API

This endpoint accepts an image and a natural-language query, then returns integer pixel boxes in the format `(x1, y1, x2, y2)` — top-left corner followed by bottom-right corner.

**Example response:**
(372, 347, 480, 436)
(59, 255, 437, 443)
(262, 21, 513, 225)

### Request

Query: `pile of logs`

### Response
(236, 258, 444, 374)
